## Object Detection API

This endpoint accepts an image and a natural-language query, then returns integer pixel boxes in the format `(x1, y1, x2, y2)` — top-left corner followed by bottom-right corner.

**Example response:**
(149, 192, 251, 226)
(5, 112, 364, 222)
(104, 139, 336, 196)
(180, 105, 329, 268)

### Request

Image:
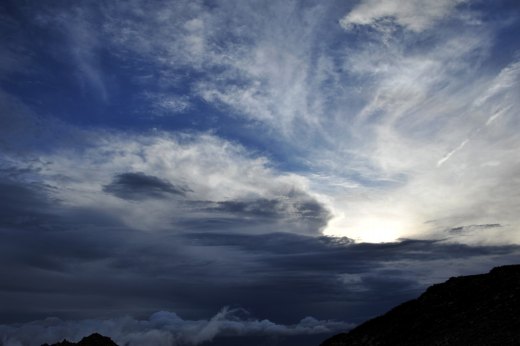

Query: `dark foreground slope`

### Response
(322, 265, 520, 346)
(42, 333, 118, 346)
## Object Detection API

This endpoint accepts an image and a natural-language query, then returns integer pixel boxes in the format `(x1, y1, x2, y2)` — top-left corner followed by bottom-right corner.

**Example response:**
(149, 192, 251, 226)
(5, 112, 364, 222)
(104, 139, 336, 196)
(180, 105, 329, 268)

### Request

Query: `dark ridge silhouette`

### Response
(41, 333, 118, 346)
(321, 264, 520, 346)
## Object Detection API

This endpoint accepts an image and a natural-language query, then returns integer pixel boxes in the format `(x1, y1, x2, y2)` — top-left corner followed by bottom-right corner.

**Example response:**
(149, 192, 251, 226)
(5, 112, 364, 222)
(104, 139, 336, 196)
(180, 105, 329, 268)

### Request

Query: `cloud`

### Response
(475, 61, 520, 106)
(43, 4, 109, 101)
(2, 0, 519, 247)
(1, 126, 329, 235)
(203, 194, 331, 233)
(0, 178, 57, 229)
(316, 7, 520, 244)
(1, 173, 520, 332)
(340, 0, 468, 32)
(436, 138, 469, 167)
(92, 0, 340, 138)
(153, 95, 192, 115)
(0, 8, 32, 80)
(0, 307, 352, 346)
(103, 172, 189, 200)
(448, 223, 502, 234)
(8, 0, 518, 245)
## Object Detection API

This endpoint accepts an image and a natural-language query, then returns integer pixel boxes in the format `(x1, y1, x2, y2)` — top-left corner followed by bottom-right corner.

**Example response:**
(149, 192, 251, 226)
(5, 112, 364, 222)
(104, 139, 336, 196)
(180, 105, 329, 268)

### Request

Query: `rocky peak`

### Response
(42, 333, 118, 346)
(321, 265, 520, 346)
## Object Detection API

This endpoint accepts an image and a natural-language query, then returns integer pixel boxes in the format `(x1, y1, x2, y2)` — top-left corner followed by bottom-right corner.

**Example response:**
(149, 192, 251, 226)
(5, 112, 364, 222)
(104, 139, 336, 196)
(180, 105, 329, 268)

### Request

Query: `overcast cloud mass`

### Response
(1, 0, 520, 345)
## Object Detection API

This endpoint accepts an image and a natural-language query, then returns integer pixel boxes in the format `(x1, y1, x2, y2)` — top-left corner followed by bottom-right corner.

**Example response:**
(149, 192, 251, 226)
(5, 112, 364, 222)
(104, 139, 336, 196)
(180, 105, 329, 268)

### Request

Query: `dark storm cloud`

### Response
(2, 174, 520, 344)
(206, 195, 331, 231)
(215, 199, 289, 218)
(168, 191, 331, 235)
(177, 232, 520, 321)
(214, 197, 328, 220)
(0, 179, 53, 226)
(103, 172, 189, 200)
(184, 232, 516, 264)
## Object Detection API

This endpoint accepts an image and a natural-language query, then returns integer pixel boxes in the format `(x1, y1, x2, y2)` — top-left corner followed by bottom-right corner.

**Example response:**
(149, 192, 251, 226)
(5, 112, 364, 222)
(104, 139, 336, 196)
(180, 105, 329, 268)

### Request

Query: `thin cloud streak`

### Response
(437, 139, 469, 167)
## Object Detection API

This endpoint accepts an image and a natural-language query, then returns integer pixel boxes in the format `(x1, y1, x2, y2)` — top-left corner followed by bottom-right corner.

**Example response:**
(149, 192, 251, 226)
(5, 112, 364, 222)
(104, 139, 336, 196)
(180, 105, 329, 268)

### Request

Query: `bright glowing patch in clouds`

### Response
(325, 213, 410, 243)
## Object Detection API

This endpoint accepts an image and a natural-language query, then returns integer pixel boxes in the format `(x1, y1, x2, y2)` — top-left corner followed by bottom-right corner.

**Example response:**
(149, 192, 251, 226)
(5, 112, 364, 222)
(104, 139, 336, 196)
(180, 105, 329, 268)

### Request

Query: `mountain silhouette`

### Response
(321, 264, 520, 346)
(42, 333, 118, 346)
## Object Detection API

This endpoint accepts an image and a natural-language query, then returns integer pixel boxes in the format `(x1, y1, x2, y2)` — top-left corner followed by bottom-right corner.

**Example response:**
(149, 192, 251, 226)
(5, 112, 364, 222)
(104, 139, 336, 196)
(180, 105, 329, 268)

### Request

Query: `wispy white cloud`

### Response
(327, 56, 520, 244)
(340, 0, 468, 32)
(317, 6, 520, 243)
(475, 61, 520, 106)
(44, 6, 109, 101)
(97, 1, 337, 137)
(437, 138, 469, 167)
(144, 93, 192, 115)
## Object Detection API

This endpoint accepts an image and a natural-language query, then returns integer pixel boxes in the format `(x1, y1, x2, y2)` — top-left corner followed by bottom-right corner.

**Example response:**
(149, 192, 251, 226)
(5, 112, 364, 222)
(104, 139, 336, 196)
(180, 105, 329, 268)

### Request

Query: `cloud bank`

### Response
(0, 307, 352, 346)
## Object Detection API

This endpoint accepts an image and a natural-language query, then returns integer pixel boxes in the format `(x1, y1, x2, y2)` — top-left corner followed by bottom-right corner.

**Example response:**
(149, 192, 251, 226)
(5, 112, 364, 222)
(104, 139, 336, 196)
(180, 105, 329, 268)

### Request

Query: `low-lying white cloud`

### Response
(0, 307, 352, 346)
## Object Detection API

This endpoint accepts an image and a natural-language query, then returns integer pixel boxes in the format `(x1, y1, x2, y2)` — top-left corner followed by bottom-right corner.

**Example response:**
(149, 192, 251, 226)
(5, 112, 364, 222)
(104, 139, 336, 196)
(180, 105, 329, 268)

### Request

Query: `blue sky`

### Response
(1, 0, 520, 345)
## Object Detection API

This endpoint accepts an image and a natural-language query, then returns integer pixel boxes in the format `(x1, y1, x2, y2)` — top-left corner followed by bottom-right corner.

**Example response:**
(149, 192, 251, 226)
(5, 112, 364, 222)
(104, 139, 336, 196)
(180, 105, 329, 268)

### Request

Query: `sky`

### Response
(1, 0, 520, 345)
